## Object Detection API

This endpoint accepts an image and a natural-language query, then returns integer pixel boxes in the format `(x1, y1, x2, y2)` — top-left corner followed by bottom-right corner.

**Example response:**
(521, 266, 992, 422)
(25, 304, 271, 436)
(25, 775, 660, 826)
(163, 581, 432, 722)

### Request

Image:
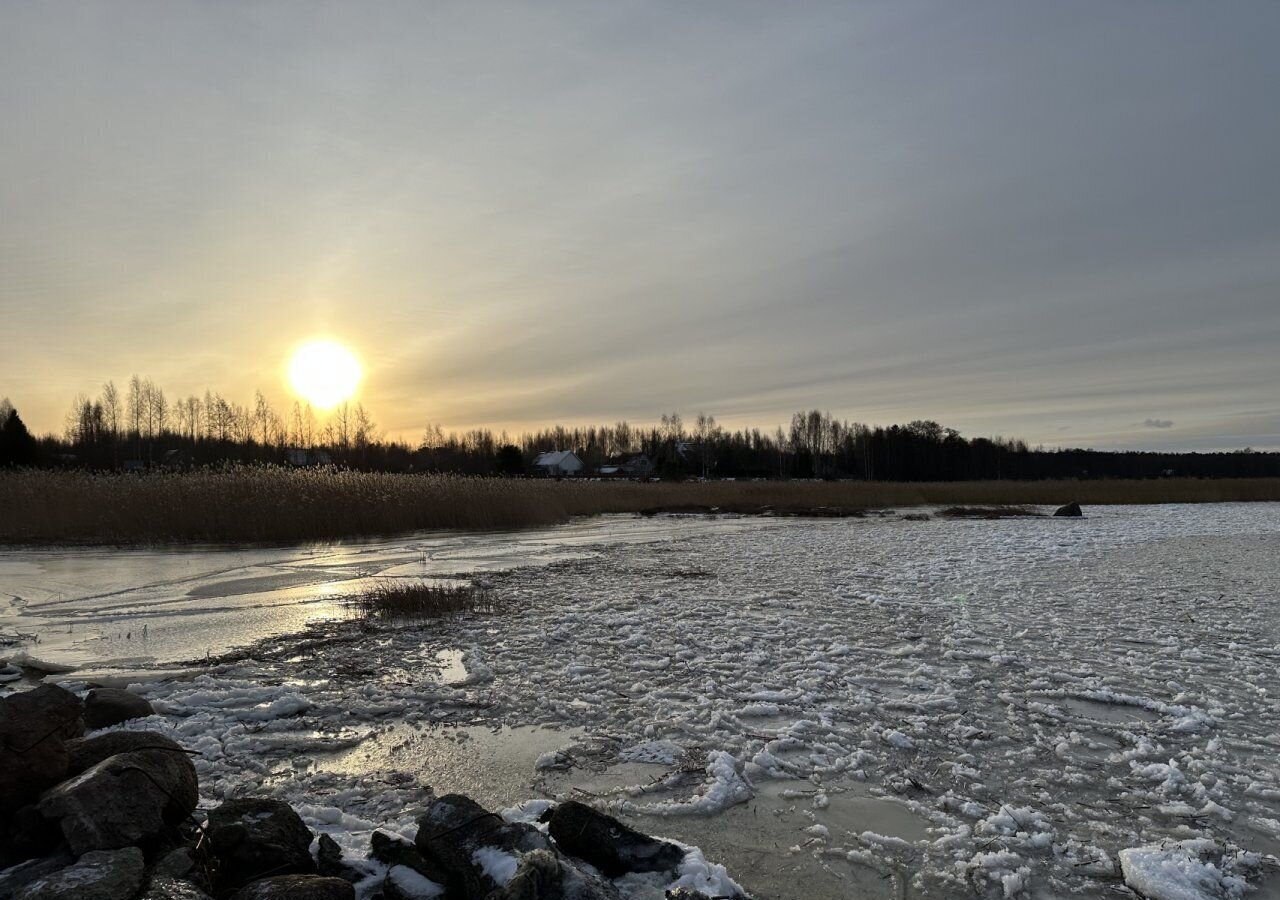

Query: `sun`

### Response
(287, 339, 362, 409)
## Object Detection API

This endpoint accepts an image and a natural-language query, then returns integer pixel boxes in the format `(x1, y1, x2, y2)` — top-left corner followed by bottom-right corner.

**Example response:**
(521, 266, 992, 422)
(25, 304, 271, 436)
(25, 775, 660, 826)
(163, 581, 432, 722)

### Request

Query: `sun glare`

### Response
(287, 340, 362, 409)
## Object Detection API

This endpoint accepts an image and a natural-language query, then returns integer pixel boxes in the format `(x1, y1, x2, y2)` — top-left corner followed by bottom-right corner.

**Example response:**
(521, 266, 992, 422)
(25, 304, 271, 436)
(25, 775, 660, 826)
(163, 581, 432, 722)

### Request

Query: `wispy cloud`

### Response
(1143, 419, 1175, 429)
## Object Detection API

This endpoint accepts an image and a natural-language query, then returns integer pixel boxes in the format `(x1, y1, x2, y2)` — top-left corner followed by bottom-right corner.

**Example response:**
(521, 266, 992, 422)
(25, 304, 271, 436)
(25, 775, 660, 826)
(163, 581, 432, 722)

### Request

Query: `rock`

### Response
(547, 800, 684, 877)
(83, 687, 154, 730)
(13, 847, 145, 900)
(369, 829, 449, 887)
(2, 803, 63, 862)
(0, 684, 84, 811)
(38, 747, 199, 855)
(66, 730, 188, 776)
(1053, 502, 1083, 517)
(489, 849, 620, 900)
(137, 875, 214, 900)
(0, 849, 74, 898)
(665, 891, 714, 900)
(205, 799, 316, 891)
(228, 875, 355, 900)
(316, 833, 361, 883)
(152, 846, 197, 879)
(382, 865, 446, 900)
(415, 794, 551, 897)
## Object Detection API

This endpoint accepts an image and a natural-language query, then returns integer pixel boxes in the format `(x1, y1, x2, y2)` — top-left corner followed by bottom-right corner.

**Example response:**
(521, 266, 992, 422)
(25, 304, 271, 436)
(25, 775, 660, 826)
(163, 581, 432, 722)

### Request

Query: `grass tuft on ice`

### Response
(344, 582, 499, 622)
(937, 505, 1044, 519)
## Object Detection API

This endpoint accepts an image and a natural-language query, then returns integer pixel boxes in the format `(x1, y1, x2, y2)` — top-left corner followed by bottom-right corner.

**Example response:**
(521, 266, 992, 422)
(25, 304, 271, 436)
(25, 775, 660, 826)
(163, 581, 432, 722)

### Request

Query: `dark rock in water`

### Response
(1053, 502, 1083, 517)
(370, 829, 450, 888)
(316, 833, 361, 883)
(13, 847, 144, 900)
(206, 799, 316, 891)
(137, 875, 215, 900)
(2, 803, 63, 862)
(382, 864, 446, 900)
(83, 687, 154, 730)
(0, 849, 74, 898)
(487, 848, 620, 900)
(666, 891, 714, 900)
(66, 730, 187, 776)
(547, 800, 684, 877)
(0, 684, 84, 812)
(38, 747, 199, 855)
(415, 794, 551, 897)
(228, 875, 355, 900)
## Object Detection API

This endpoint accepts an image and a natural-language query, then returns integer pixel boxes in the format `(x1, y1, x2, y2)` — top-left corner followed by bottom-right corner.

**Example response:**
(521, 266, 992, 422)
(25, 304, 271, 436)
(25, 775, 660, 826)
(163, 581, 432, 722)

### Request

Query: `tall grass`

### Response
(344, 582, 497, 621)
(1, 467, 1277, 545)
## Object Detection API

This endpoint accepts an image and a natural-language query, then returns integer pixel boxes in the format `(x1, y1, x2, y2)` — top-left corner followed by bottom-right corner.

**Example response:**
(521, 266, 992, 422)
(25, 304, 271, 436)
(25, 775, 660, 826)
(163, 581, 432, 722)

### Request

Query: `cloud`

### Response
(1143, 419, 1175, 429)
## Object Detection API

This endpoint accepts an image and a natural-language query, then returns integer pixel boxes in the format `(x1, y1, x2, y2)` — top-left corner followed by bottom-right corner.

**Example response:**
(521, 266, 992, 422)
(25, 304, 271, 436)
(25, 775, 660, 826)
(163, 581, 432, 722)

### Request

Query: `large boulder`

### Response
(1053, 502, 1083, 517)
(137, 876, 214, 900)
(0, 850, 74, 898)
(369, 829, 449, 886)
(546, 801, 684, 877)
(66, 730, 187, 776)
(13, 847, 145, 900)
(414, 794, 551, 897)
(0, 684, 84, 811)
(38, 747, 199, 855)
(205, 799, 316, 891)
(228, 875, 355, 900)
(316, 833, 361, 883)
(83, 688, 154, 730)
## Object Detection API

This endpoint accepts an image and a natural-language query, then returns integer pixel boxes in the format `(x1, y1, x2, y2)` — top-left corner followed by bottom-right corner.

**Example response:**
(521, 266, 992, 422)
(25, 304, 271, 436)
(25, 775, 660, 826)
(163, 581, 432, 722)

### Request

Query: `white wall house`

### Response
(533, 450, 584, 477)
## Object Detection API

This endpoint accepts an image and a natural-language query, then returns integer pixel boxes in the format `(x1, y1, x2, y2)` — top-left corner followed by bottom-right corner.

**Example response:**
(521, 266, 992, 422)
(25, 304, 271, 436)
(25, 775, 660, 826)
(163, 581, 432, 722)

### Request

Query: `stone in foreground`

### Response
(228, 875, 355, 900)
(13, 847, 144, 900)
(38, 748, 198, 855)
(83, 688, 155, 730)
(547, 800, 684, 878)
(137, 875, 215, 900)
(206, 798, 316, 891)
(1053, 502, 1083, 517)
(0, 685, 84, 812)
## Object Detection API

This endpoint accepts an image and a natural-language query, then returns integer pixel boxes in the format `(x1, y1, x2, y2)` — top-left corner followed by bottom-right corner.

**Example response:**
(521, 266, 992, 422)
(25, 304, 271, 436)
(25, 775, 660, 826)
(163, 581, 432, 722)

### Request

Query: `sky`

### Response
(2, 2, 1278, 451)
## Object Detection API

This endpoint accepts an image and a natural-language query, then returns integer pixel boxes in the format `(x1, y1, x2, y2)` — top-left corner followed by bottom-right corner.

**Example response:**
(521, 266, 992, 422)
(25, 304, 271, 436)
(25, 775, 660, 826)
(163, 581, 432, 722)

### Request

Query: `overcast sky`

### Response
(3, 2, 1278, 449)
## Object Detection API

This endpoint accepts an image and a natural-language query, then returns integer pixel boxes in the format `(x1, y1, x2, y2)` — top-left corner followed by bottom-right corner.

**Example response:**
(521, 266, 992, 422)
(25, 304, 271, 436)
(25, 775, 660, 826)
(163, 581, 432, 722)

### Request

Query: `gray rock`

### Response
(1053, 502, 1083, 517)
(415, 794, 551, 898)
(152, 846, 196, 879)
(13, 847, 144, 900)
(0, 849, 74, 898)
(489, 849, 621, 900)
(316, 833, 360, 883)
(0, 684, 84, 811)
(38, 747, 199, 855)
(66, 730, 187, 776)
(205, 799, 315, 891)
(369, 829, 449, 887)
(83, 688, 154, 730)
(227, 875, 355, 900)
(547, 800, 684, 877)
(137, 875, 214, 900)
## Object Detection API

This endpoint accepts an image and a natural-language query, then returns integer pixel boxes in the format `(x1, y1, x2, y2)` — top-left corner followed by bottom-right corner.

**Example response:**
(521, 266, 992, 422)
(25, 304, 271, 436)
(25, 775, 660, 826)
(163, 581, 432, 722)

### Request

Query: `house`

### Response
(533, 450, 584, 477)
(622, 455, 653, 478)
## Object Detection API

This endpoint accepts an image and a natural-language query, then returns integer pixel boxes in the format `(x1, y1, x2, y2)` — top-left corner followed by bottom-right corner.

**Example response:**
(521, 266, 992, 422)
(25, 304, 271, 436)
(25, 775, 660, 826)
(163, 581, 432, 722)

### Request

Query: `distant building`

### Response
(285, 448, 333, 467)
(533, 450, 584, 477)
(622, 455, 653, 478)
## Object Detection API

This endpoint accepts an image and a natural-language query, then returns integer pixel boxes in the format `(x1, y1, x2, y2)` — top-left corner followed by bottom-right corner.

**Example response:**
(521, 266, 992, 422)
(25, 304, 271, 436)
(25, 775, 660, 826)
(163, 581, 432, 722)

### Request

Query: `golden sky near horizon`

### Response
(3, 3, 1279, 450)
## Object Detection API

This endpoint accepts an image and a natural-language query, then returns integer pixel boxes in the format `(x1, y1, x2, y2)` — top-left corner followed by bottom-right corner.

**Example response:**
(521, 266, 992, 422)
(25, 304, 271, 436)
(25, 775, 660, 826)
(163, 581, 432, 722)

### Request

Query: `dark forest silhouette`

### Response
(1, 382, 1277, 481)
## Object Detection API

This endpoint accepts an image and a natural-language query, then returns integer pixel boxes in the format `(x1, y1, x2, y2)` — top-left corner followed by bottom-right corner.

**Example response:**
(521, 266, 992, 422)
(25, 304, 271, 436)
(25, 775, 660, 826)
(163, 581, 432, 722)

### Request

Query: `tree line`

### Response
(0, 383, 1277, 481)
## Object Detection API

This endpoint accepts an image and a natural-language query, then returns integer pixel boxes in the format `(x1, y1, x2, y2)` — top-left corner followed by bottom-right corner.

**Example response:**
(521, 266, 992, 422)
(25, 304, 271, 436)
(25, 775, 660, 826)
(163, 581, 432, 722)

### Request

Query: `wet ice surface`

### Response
(8, 504, 1280, 899)
(0, 516, 780, 673)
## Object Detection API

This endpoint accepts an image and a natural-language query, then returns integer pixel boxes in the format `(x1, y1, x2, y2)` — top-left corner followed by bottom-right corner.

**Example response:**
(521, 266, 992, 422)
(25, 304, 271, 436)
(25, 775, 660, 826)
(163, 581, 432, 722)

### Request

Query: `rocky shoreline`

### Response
(1, 684, 742, 900)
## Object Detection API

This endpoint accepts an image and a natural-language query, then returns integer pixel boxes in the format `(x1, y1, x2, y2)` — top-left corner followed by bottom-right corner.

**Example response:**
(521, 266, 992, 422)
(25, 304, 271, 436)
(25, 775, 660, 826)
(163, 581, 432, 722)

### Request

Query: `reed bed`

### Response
(1, 467, 1278, 546)
(344, 582, 497, 622)
(937, 505, 1044, 519)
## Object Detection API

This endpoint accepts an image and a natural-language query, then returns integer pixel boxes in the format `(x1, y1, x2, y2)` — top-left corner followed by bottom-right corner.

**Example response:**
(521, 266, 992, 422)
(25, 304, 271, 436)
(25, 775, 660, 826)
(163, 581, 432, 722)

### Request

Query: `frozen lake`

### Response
(4, 504, 1280, 898)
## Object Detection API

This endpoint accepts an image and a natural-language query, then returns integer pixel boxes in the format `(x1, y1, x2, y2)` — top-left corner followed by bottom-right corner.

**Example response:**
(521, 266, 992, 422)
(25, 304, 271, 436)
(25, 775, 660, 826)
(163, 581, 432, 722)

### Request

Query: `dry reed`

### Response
(344, 582, 496, 621)
(1, 467, 1277, 546)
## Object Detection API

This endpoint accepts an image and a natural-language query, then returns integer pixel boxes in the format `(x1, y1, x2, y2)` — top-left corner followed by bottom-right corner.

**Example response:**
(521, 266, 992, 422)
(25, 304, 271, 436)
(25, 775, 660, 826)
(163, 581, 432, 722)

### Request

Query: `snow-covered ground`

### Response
(5, 504, 1280, 898)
